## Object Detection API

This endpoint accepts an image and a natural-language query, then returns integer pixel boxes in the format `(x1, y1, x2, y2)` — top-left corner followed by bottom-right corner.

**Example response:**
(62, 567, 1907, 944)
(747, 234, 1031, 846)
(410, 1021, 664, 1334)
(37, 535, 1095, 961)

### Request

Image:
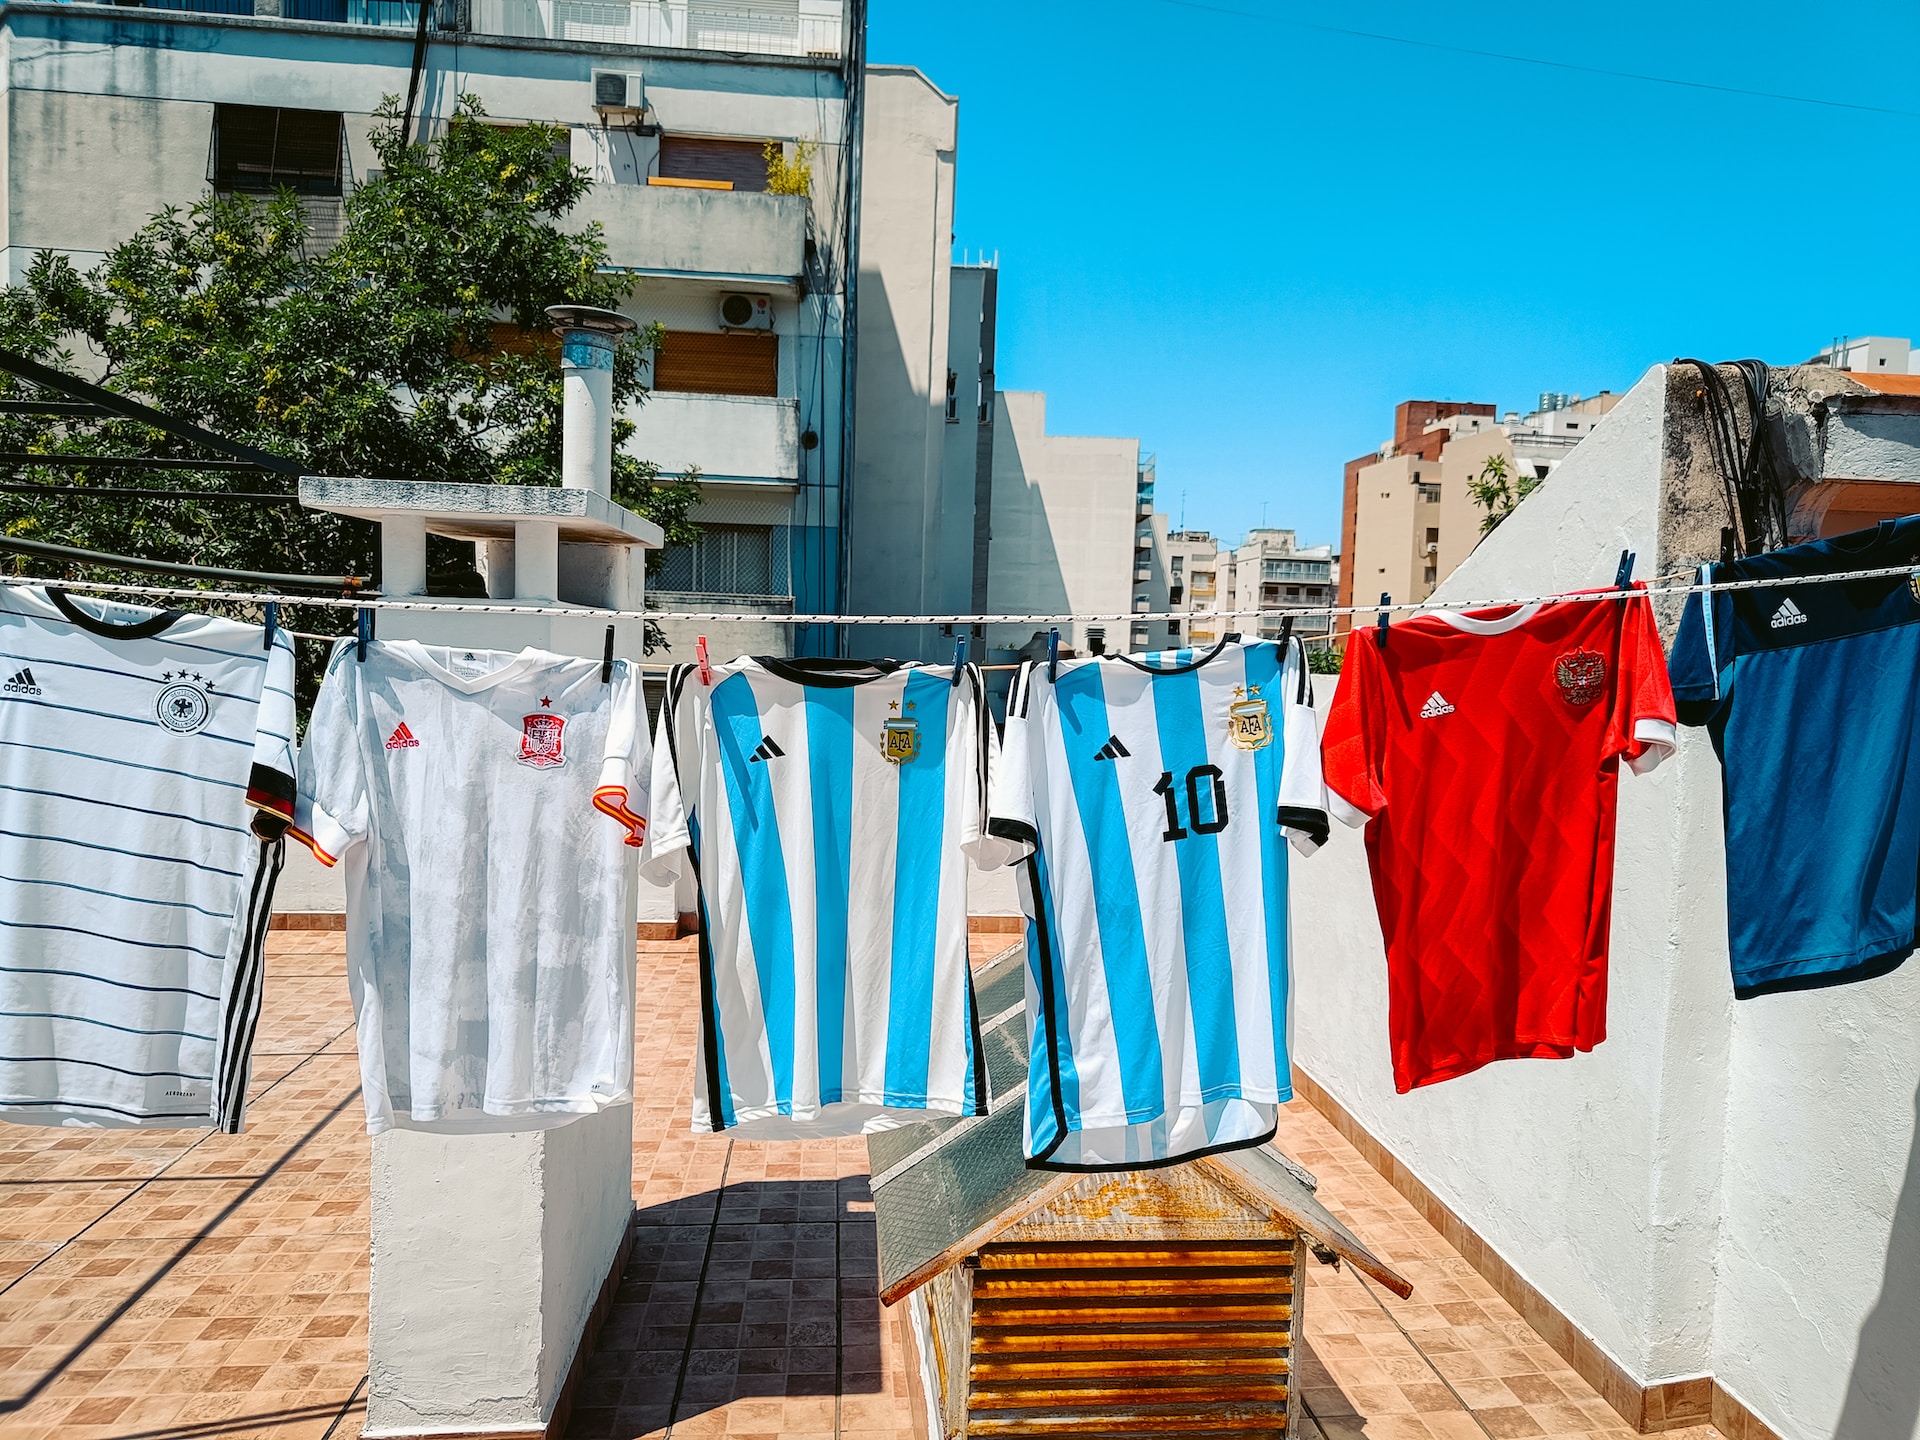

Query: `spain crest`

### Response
(1227, 686, 1273, 751)
(1554, 649, 1606, 707)
(518, 712, 567, 768)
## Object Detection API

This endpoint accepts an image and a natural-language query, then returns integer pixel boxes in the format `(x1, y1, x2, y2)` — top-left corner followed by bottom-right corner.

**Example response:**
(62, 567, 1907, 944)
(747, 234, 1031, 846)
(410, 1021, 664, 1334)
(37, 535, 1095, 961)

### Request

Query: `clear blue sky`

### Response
(867, 0, 1920, 549)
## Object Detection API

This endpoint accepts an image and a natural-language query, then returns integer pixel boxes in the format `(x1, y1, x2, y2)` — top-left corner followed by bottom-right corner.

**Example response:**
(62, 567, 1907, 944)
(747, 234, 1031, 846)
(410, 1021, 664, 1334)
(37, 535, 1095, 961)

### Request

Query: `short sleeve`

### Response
(245, 630, 298, 839)
(1319, 631, 1388, 828)
(1616, 588, 1678, 776)
(982, 662, 1039, 865)
(591, 660, 650, 847)
(1275, 638, 1329, 853)
(638, 665, 694, 885)
(291, 640, 368, 868)
(1668, 564, 1732, 727)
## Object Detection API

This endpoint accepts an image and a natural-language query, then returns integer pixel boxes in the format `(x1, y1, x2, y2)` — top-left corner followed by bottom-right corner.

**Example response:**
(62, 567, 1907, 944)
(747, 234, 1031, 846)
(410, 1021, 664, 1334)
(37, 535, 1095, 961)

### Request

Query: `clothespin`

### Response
(696, 635, 712, 686)
(355, 606, 373, 662)
(1614, 549, 1636, 592)
(600, 624, 615, 684)
(951, 634, 967, 687)
(1377, 593, 1390, 644)
(1047, 627, 1059, 683)
(262, 601, 278, 652)
(1278, 615, 1293, 648)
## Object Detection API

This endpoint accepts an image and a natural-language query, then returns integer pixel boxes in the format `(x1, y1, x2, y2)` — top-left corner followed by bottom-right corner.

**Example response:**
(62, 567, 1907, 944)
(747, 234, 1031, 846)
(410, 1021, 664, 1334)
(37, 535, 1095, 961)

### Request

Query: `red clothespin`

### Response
(696, 635, 712, 686)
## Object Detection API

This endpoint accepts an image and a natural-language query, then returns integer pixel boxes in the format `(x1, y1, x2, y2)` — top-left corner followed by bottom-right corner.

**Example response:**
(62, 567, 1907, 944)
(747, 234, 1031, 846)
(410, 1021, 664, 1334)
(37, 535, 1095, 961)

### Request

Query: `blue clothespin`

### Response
(262, 601, 278, 652)
(1047, 627, 1060, 683)
(1614, 549, 1636, 591)
(1377, 593, 1391, 643)
(355, 606, 373, 662)
(951, 634, 967, 687)
(601, 625, 616, 684)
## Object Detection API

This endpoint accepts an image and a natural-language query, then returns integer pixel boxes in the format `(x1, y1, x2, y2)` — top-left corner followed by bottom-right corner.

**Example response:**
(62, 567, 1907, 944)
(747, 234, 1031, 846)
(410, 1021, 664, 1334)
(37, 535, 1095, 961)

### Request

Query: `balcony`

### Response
(628, 392, 799, 482)
(573, 184, 806, 282)
(397, 0, 844, 55)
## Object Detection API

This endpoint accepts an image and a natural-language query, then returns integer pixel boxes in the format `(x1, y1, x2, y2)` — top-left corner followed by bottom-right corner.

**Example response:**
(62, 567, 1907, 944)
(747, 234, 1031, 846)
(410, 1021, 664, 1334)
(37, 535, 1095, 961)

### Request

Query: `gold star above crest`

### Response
(1233, 684, 1246, 699)
(888, 699, 900, 712)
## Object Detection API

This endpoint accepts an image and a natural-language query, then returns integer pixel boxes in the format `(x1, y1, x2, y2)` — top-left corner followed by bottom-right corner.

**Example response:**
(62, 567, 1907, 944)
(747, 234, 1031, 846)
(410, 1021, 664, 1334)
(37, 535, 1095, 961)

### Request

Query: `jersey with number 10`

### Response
(988, 639, 1328, 1171)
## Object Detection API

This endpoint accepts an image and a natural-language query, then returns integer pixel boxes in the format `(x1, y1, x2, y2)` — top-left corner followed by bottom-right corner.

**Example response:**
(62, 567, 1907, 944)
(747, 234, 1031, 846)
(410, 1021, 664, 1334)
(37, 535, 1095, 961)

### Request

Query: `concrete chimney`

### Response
(546, 304, 637, 497)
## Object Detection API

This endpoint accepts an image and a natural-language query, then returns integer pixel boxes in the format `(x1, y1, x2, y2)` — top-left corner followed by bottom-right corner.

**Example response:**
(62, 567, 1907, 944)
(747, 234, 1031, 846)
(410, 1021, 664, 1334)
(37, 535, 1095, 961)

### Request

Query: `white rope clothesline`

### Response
(8, 561, 1920, 629)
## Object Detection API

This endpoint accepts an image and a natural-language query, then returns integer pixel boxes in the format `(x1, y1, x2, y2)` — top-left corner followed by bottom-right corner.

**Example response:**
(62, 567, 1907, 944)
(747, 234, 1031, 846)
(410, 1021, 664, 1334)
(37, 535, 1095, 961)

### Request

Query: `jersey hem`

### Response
(1394, 1041, 1590, 1093)
(1732, 933, 1916, 999)
(696, 1093, 977, 1135)
(364, 1092, 631, 1135)
(1024, 1117, 1282, 1173)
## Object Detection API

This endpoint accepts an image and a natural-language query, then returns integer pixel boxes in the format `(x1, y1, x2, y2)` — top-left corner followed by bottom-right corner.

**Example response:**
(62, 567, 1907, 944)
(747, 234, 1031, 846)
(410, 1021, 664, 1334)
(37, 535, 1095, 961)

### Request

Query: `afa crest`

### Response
(882, 696, 922, 765)
(518, 712, 567, 768)
(1554, 649, 1606, 707)
(882, 717, 921, 765)
(1227, 686, 1273, 752)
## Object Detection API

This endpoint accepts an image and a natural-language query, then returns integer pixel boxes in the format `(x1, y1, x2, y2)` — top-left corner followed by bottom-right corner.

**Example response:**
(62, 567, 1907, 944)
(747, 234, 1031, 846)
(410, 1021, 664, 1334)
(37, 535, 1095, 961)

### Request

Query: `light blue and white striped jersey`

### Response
(0, 586, 296, 1132)
(643, 656, 995, 1138)
(987, 638, 1328, 1170)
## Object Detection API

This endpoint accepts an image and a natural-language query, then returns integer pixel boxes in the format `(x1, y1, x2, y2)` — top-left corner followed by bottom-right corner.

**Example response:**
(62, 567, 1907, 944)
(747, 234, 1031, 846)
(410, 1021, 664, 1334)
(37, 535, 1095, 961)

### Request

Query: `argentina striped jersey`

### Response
(0, 586, 295, 1132)
(987, 638, 1328, 1170)
(643, 657, 996, 1138)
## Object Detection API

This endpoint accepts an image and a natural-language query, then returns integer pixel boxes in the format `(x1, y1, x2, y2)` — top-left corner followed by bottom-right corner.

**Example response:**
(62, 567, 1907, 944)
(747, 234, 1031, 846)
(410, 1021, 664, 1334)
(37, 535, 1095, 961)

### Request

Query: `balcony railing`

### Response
(461, 0, 844, 55)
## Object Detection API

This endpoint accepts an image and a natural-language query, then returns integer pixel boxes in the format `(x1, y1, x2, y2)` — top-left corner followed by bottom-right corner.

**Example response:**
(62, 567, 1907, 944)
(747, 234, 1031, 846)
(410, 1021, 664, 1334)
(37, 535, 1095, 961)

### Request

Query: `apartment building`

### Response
(0, 0, 870, 653)
(1504, 391, 1622, 483)
(1221, 528, 1334, 643)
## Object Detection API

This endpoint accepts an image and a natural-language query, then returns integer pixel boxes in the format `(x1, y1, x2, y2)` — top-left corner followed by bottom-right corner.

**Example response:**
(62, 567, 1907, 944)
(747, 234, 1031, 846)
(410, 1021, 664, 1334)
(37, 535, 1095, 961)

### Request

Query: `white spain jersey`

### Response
(987, 638, 1327, 1169)
(643, 657, 997, 1138)
(0, 586, 296, 1132)
(294, 639, 647, 1135)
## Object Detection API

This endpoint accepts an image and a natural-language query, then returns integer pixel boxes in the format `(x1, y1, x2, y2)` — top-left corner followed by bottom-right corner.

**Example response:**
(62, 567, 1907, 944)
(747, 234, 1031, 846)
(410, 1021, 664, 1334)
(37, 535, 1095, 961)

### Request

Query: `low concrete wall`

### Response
(631, 392, 800, 482)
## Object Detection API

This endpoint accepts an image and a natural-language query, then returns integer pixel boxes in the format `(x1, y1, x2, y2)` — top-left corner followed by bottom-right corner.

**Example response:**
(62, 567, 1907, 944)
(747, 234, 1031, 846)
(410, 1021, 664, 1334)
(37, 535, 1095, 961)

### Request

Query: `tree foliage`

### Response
(1467, 452, 1541, 535)
(0, 93, 699, 677)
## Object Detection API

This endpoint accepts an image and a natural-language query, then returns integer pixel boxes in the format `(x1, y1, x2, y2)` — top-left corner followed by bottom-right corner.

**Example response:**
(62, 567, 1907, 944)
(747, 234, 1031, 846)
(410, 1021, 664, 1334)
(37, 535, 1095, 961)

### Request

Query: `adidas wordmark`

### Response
(1770, 597, 1808, 629)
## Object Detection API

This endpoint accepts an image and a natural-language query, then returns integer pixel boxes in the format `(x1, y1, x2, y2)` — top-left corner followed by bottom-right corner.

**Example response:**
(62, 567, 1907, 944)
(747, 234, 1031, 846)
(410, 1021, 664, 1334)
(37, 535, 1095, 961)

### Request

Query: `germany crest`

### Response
(518, 712, 567, 768)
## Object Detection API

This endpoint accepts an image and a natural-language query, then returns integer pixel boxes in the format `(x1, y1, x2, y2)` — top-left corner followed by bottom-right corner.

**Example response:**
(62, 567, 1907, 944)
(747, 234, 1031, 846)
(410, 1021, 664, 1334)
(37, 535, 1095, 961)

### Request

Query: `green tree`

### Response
(0, 92, 699, 675)
(1467, 452, 1541, 535)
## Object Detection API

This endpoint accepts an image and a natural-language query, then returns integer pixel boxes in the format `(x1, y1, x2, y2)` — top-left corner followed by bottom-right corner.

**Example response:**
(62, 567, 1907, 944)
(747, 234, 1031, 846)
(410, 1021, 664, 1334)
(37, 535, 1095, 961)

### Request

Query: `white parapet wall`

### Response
(1290, 362, 1920, 1438)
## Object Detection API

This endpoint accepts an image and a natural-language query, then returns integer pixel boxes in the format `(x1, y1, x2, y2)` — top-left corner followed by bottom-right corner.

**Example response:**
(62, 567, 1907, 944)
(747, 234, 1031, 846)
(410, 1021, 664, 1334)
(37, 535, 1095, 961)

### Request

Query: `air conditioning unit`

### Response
(719, 294, 773, 330)
(591, 70, 645, 113)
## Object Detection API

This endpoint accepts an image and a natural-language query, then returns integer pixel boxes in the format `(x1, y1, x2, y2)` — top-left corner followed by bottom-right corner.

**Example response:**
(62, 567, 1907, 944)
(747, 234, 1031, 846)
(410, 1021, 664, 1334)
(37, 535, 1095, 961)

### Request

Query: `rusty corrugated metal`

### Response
(964, 1240, 1298, 1437)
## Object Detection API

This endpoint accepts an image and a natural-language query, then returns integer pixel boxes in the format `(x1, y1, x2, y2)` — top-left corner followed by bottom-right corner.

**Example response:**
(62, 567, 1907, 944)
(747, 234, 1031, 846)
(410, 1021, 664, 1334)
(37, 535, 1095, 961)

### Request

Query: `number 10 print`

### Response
(1153, 765, 1229, 841)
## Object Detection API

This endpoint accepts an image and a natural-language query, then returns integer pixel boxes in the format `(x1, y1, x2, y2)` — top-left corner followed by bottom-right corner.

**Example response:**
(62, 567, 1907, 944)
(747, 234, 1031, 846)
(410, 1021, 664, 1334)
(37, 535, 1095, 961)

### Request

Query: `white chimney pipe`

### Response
(546, 304, 637, 497)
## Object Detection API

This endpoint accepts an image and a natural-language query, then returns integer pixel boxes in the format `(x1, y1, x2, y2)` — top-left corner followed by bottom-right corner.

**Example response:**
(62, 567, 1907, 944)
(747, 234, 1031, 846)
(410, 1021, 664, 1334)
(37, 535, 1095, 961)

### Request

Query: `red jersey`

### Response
(1320, 588, 1676, 1092)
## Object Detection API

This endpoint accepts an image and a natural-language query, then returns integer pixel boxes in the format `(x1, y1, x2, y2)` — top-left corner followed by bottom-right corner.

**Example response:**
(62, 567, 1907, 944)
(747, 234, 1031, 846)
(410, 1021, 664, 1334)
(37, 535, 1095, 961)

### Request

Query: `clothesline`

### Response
(9, 559, 1920, 629)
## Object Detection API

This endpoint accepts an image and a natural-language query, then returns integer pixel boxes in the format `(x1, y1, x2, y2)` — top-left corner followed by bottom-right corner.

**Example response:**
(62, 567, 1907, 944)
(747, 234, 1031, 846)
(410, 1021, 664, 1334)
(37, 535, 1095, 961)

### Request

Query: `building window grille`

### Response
(211, 106, 344, 195)
(653, 330, 779, 397)
(655, 523, 791, 597)
(657, 136, 771, 191)
(1418, 484, 1441, 502)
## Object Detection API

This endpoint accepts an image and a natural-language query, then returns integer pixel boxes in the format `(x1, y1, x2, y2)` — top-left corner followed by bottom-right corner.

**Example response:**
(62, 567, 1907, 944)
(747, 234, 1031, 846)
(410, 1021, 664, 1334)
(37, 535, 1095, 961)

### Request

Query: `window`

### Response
(657, 136, 770, 191)
(1086, 627, 1107, 655)
(652, 330, 778, 397)
(1534, 465, 1550, 480)
(1418, 484, 1441, 502)
(1171, 556, 1184, 574)
(1426, 528, 1439, 545)
(1167, 621, 1180, 638)
(945, 369, 959, 423)
(1286, 586, 1300, 598)
(655, 524, 790, 597)
(212, 106, 343, 195)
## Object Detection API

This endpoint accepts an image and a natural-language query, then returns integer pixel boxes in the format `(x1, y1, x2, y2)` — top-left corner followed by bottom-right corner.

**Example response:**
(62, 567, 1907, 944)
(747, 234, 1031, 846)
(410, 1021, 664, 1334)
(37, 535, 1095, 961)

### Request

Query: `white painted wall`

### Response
(629, 392, 799, 481)
(1293, 362, 1920, 1439)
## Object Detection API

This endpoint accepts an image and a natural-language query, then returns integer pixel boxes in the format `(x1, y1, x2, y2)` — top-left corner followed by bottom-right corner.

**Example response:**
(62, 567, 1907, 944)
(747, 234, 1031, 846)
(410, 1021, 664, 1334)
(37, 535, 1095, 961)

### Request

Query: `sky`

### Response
(867, 0, 1920, 548)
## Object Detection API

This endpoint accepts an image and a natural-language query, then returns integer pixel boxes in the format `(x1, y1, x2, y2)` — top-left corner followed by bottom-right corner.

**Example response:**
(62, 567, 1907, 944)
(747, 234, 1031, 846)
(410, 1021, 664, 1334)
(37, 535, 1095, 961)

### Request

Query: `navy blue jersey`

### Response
(1670, 518, 1920, 997)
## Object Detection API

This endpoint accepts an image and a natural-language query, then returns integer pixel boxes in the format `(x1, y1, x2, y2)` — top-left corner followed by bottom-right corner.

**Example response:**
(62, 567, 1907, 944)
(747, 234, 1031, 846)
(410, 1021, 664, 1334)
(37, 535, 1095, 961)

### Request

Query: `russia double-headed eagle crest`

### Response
(1554, 649, 1607, 707)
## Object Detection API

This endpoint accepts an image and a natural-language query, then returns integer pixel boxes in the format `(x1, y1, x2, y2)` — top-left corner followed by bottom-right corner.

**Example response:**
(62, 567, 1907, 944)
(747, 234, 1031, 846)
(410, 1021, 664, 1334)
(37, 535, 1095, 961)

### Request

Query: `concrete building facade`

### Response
(0, 0, 861, 656)
(1222, 527, 1334, 643)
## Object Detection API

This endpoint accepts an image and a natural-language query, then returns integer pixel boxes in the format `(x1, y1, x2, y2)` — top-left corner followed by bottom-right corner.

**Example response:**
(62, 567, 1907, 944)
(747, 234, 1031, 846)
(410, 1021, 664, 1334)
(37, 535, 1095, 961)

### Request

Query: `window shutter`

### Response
(653, 330, 778, 398)
(657, 137, 770, 192)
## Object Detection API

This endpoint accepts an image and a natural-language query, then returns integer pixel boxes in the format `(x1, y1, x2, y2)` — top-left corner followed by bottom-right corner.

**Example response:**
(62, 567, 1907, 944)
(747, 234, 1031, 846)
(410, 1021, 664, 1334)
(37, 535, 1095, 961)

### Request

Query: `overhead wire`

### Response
(10, 561, 1920, 628)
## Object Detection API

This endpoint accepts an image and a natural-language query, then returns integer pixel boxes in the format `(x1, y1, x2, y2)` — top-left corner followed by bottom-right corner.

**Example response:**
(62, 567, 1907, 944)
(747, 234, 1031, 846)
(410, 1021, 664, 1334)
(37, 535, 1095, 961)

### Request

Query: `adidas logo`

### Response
(384, 722, 419, 750)
(1770, 597, 1808, 629)
(1092, 735, 1131, 762)
(748, 736, 785, 764)
(1419, 692, 1454, 719)
(3, 667, 41, 696)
